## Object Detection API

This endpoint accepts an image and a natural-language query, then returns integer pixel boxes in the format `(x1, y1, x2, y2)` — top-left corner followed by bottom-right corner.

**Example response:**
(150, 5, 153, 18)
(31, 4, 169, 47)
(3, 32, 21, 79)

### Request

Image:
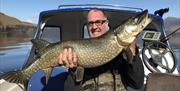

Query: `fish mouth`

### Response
(136, 10, 149, 24)
(126, 10, 152, 38)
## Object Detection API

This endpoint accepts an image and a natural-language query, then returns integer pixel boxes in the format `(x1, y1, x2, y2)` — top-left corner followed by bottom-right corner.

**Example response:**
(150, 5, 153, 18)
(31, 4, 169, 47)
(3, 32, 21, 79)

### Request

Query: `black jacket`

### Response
(64, 48, 144, 91)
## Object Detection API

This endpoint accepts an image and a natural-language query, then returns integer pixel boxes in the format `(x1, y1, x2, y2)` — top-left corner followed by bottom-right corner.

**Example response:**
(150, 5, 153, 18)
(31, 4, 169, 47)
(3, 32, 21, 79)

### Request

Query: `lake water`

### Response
(175, 49, 180, 73)
(0, 41, 32, 73)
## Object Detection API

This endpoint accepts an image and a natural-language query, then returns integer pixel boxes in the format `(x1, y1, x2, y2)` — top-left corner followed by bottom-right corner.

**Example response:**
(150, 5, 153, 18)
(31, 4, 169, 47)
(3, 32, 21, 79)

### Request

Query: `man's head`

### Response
(87, 9, 109, 38)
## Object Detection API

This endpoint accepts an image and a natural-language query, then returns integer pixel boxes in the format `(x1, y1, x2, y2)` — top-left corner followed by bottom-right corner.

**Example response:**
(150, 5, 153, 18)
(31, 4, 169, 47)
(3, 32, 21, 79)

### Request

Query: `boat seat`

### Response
(145, 73, 180, 91)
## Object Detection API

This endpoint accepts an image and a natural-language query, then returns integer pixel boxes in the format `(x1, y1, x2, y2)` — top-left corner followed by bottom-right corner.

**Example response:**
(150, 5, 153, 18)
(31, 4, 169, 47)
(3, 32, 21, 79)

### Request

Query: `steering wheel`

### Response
(142, 41, 176, 73)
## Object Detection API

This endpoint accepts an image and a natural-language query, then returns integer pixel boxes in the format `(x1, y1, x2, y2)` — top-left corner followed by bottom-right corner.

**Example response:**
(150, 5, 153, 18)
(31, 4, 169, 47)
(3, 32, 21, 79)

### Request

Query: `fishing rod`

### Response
(161, 27, 180, 42)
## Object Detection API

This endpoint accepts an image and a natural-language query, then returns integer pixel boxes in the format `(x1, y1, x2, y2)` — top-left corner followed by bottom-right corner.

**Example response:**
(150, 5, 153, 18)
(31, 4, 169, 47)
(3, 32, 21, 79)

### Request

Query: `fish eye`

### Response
(131, 18, 138, 25)
(133, 18, 138, 24)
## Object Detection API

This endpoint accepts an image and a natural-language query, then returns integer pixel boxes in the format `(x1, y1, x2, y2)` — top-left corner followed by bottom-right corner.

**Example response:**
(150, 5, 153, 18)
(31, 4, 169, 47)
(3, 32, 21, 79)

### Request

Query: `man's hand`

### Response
(58, 48, 78, 68)
(123, 40, 137, 63)
(129, 40, 136, 56)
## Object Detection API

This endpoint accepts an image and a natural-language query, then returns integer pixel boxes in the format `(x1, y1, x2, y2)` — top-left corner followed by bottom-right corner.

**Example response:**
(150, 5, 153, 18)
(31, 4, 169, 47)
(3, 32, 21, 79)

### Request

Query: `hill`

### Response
(0, 12, 36, 44)
(0, 12, 36, 30)
(164, 17, 180, 49)
(164, 17, 180, 33)
(0, 12, 37, 46)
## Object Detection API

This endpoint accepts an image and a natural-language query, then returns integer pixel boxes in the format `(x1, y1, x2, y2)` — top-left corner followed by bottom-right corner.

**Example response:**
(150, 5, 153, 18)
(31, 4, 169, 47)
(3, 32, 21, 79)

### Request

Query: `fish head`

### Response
(125, 10, 152, 36)
(116, 10, 152, 45)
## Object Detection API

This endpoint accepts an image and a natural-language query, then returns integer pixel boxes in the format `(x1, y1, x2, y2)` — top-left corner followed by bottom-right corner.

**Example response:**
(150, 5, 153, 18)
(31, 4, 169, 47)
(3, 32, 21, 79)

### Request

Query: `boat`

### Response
(0, 4, 179, 91)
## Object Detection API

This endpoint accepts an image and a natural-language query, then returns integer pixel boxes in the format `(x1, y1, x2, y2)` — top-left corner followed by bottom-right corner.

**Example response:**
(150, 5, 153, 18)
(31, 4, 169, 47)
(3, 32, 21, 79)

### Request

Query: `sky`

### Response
(0, 0, 180, 24)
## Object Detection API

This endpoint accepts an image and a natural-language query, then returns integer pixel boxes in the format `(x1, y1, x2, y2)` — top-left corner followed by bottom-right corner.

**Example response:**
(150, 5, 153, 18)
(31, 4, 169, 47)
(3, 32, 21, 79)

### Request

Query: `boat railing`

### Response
(58, 4, 143, 12)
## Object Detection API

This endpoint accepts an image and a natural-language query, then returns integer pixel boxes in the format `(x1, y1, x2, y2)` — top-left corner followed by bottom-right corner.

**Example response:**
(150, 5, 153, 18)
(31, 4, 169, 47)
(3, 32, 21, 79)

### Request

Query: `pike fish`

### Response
(0, 10, 152, 90)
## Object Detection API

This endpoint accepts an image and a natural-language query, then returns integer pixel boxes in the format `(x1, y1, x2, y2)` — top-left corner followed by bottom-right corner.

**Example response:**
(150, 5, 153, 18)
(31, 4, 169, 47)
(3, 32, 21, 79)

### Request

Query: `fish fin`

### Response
(42, 68, 53, 84)
(0, 71, 29, 91)
(31, 39, 50, 56)
(74, 66, 84, 82)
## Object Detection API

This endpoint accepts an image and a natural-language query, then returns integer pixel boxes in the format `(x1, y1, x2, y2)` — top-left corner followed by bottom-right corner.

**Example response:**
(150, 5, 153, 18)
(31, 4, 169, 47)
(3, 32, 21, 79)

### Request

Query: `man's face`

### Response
(87, 10, 109, 38)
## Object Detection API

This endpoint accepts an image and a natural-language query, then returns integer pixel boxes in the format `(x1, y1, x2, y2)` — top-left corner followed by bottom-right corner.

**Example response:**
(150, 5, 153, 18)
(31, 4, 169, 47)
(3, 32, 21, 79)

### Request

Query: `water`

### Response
(174, 49, 180, 73)
(0, 42, 32, 73)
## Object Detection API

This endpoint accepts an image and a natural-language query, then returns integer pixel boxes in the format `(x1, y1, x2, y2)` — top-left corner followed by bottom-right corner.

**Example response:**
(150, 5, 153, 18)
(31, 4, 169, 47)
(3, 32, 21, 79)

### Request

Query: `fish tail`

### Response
(0, 71, 29, 91)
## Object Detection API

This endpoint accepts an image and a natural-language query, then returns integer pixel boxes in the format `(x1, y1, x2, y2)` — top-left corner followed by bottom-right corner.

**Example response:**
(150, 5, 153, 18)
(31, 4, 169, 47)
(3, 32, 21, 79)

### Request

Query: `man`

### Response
(59, 9, 144, 91)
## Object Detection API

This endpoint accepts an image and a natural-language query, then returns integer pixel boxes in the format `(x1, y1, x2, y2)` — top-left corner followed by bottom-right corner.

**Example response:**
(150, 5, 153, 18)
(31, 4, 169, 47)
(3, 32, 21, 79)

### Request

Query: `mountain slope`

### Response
(0, 12, 35, 30)
(164, 17, 180, 33)
(164, 17, 180, 49)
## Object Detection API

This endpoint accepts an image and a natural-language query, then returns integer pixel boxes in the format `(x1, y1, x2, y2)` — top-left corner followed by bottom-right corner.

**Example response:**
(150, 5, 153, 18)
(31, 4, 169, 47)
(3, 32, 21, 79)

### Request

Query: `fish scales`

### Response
(74, 34, 123, 68)
(22, 31, 126, 82)
(25, 34, 121, 73)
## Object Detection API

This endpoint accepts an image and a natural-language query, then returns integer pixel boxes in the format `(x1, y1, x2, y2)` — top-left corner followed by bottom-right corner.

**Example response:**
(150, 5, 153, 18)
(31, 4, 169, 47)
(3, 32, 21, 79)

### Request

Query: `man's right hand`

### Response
(58, 48, 78, 68)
